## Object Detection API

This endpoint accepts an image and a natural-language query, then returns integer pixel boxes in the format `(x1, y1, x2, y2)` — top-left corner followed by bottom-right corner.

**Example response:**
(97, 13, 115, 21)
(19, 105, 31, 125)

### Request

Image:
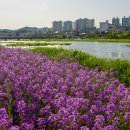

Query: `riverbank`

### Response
(75, 38, 130, 43)
(6, 42, 71, 47)
(30, 47, 130, 87)
(34, 38, 130, 43)
(1, 38, 130, 43)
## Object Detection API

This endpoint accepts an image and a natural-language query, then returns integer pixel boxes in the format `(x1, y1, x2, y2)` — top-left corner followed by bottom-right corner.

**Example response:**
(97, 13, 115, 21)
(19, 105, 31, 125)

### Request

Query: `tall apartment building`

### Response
(75, 18, 95, 33)
(63, 21, 73, 32)
(100, 20, 112, 32)
(52, 21, 62, 32)
(89, 19, 95, 28)
(122, 16, 130, 27)
(112, 17, 120, 26)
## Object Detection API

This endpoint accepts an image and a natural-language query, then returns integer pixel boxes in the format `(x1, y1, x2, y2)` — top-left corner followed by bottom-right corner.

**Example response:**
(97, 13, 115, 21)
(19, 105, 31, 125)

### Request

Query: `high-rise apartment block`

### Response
(63, 21, 73, 32)
(51, 16, 130, 34)
(52, 21, 62, 32)
(75, 18, 95, 32)
(112, 17, 120, 26)
(100, 20, 112, 32)
(89, 19, 95, 28)
(122, 16, 130, 27)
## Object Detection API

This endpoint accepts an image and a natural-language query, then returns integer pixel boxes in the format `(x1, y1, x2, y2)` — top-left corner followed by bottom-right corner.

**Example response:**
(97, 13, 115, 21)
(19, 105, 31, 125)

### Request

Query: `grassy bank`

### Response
(36, 38, 130, 43)
(1, 38, 130, 43)
(6, 42, 71, 47)
(30, 47, 130, 87)
(75, 38, 130, 43)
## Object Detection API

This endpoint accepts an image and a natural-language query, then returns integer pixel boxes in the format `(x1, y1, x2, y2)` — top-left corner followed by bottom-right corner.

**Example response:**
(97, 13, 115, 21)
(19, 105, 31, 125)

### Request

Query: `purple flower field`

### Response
(0, 47, 130, 130)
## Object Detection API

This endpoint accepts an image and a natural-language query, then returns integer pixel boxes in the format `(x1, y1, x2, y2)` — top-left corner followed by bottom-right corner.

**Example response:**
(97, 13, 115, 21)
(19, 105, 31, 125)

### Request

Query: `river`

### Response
(61, 42, 130, 60)
(2, 41, 130, 60)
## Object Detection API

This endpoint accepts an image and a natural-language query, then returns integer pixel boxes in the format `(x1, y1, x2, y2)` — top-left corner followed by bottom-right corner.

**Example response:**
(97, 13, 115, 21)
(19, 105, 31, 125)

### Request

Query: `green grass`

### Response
(75, 38, 130, 43)
(36, 38, 130, 43)
(30, 47, 130, 87)
(6, 42, 71, 47)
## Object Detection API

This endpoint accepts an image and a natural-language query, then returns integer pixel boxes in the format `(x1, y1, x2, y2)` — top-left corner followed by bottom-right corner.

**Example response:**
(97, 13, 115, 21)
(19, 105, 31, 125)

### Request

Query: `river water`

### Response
(61, 42, 130, 60)
(1, 41, 130, 60)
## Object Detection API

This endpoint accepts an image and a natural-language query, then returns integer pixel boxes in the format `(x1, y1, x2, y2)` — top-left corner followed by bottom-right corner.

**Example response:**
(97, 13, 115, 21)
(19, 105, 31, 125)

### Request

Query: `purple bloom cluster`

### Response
(0, 47, 130, 130)
(0, 108, 11, 129)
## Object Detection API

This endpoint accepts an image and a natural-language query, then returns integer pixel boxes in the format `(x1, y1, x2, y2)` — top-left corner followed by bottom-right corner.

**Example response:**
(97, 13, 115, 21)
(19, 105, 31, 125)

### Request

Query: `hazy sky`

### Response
(0, 0, 130, 29)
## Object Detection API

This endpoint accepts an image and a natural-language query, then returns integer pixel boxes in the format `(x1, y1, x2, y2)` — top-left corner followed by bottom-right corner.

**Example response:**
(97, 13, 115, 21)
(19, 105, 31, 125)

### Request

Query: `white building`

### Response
(100, 20, 112, 32)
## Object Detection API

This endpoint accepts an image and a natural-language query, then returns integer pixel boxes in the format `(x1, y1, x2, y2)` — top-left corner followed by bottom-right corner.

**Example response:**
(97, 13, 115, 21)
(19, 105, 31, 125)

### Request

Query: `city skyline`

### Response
(0, 0, 130, 29)
(0, 16, 130, 31)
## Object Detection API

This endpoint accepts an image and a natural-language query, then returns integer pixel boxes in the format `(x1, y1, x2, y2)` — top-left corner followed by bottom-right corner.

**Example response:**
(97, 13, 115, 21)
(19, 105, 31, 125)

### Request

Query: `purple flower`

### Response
(20, 123, 34, 130)
(127, 95, 130, 102)
(93, 115, 105, 129)
(95, 115, 105, 124)
(0, 48, 129, 129)
(90, 105, 98, 114)
(106, 103, 115, 115)
(37, 118, 47, 129)
(17, 100, 26, 113)
(124, 112, 130, 121)
(104, 125, 115, 130)
(10, 126, 20, 130)
(80, 126, 89, 130)
(0, 108, 11, 129)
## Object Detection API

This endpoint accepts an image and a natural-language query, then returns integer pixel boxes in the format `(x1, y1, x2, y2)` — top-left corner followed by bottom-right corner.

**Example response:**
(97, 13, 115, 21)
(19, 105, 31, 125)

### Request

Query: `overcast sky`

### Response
(0, 0, 130, 29)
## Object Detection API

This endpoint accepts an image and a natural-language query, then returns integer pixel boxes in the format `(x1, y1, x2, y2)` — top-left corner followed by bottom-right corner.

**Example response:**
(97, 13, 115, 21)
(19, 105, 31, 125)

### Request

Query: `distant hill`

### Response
(0, 29, 14, 33)
(16, 27, 40, 33)
(0, 27, 51, 35)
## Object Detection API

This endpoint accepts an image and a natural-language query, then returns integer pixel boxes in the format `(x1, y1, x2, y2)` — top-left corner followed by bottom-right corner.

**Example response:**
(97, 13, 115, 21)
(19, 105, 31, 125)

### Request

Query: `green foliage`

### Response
(6, 87, 14, 122)
(103, 31, 130, 39)
(6, 42, 71, 47)
(30, 47, 130, 87)
(38, 31, 130, 42)
(88, 31, 130, 39)
(73, 38, 130, 43)
(30, 38, 130, 43)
